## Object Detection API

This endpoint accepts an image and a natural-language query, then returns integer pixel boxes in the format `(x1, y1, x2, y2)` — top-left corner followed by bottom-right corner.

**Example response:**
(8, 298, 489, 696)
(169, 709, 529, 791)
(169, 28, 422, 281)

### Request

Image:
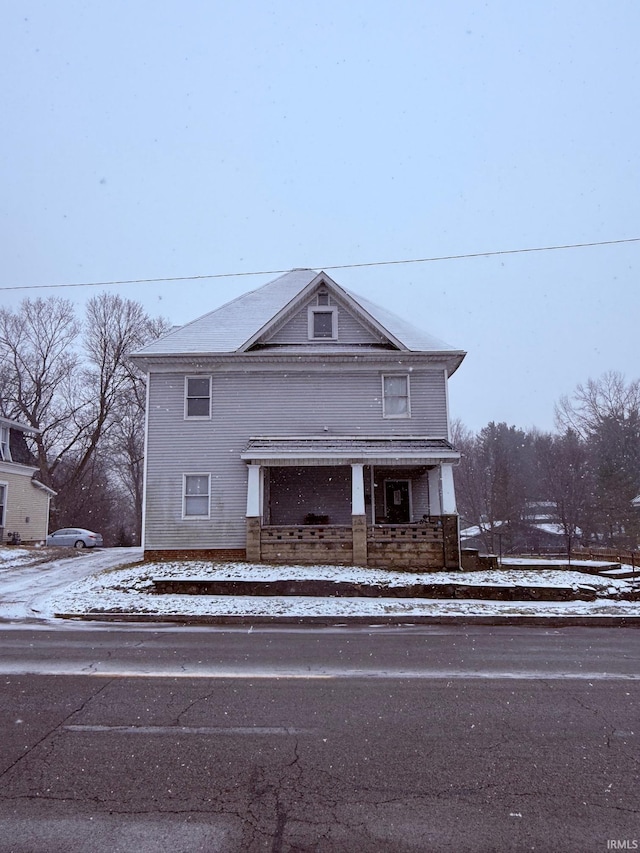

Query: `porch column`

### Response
(440, 463, 457, 514)
(351, 463, 368, 566)
(428, 468, 442, 516)
(246, 464, 262, 561)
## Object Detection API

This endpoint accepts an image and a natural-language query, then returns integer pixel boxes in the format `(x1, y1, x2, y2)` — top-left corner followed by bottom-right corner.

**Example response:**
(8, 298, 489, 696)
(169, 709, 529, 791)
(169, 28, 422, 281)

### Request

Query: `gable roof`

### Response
(133, 269, 465, 369)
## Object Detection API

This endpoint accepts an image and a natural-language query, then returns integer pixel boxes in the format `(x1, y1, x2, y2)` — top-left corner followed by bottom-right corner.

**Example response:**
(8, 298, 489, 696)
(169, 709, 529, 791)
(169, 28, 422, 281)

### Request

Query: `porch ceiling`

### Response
(241, 435, 460, 466)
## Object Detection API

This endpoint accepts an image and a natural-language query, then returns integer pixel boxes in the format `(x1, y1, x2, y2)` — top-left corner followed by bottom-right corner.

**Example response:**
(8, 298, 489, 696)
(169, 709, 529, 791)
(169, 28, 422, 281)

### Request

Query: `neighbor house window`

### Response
(0, 483, 6, 528)
(0, 426, 10, 461)
(382, 374, 411, 418)
(183, 474, 210, 518)
(185, 376, 211, 418)
(308, 307, 338, 339)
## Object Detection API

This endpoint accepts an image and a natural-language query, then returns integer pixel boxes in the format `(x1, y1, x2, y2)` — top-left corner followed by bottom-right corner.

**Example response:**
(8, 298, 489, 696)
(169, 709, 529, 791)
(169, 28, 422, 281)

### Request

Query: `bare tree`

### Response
(0, 293, 169, 542)
(556, 372, 640, 547)
(534, 429, 591, 555)
(555, 371, 640, 438)
(453, 422, 537, 553)
(0, 297, 81, 487)
(66, 293, 157, 489)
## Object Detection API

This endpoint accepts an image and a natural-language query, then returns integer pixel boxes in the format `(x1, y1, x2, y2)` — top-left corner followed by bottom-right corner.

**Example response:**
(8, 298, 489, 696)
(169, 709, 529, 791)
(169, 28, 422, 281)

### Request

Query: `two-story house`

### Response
(131, 269, 466, 569)
(0, 415, 55, 544)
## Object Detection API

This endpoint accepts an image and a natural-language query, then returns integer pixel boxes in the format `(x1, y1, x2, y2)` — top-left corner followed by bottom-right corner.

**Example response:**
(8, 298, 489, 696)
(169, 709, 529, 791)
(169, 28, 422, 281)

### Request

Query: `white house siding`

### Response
(0, 464, 50, 544)
(144, 366, 449, 550)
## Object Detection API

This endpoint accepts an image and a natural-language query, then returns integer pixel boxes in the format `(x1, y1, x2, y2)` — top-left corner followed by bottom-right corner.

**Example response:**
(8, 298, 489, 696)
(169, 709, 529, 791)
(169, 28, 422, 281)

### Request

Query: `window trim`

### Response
(381, 373, 411, 419)
(182, 473, 211, 519)
(184, 375, 212, 420)
(0, 426, 10, 461)
(0, 481, 6, 528)
(307, 306, 338, 340)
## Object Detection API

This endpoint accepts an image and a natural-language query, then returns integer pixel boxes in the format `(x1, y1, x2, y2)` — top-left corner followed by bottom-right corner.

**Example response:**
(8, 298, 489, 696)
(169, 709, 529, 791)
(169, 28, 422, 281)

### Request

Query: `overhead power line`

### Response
(1, 236, 638, 293)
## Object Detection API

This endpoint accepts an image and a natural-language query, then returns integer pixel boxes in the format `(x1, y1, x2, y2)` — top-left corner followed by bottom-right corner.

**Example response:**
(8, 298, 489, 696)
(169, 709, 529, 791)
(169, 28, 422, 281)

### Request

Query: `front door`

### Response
(384, 480, 411, 523)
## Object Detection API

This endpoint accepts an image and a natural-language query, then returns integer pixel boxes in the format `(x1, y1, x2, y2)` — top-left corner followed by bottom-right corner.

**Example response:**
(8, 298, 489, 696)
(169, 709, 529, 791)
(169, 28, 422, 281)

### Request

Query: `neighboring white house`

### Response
(131, 269, 466, 569)
(0, 415, 55, 544)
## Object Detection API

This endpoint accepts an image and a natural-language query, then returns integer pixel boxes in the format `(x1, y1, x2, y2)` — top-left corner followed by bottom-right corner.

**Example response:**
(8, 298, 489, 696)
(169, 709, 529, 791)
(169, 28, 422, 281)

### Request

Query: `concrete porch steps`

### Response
(596, 566, 639, 579)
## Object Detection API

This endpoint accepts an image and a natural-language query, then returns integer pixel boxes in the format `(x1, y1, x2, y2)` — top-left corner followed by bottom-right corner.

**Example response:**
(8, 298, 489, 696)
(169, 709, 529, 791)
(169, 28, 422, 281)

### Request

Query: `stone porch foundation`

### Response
(246, 515, 461, 571)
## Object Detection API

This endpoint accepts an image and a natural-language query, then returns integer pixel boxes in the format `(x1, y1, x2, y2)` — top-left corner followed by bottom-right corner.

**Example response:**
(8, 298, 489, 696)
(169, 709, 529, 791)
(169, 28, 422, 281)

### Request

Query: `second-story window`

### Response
(0, 426, 10, 461)
(185, 376, 211, 418)
(382, 374, 411, 418)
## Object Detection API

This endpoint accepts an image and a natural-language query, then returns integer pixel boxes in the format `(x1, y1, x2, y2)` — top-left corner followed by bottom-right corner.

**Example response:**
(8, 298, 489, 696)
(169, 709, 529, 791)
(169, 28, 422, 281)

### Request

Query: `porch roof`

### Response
(241, 435, 460, 466)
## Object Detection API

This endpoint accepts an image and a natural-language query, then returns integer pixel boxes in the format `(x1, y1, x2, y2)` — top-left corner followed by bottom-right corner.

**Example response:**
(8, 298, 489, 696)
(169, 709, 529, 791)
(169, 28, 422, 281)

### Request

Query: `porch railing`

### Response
(258, 517, 460, 569)
(261, 524, 352, 543)
(367, 522, 445, 542)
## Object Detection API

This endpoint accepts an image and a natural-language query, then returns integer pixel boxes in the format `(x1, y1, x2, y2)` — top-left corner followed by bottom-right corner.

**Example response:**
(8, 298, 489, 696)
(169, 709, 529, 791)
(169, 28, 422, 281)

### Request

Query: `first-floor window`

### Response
(183, 474, 210, 518)
(382, 374, 410, 417)
(0, 483, 6, 528)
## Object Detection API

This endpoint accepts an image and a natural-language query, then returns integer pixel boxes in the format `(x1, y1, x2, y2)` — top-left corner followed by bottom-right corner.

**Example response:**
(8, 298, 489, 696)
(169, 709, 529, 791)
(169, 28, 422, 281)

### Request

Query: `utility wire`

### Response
(1, 236, 638, 292)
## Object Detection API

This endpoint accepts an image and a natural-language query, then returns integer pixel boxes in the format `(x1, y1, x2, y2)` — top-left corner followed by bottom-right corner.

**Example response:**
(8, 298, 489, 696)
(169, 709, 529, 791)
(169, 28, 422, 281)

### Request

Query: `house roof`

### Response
(241, 435, 460, 466)
(0, 415, 38, 434)
(132, 269, 465, 367)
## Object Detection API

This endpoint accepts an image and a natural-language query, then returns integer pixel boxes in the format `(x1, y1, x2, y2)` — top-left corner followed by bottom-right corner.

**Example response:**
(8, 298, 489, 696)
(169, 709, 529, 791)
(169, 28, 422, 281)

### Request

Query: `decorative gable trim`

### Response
(238, 271, 406, 352)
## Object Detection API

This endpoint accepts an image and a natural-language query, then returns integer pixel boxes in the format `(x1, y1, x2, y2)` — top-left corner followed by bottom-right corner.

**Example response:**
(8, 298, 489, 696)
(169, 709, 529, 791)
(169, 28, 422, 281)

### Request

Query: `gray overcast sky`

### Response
(2, 1, 638, 432)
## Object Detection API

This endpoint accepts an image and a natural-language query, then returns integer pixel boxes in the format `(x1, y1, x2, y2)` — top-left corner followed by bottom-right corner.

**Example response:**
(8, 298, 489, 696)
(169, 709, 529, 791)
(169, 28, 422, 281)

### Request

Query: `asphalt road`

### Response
(0, 625, 638, 852)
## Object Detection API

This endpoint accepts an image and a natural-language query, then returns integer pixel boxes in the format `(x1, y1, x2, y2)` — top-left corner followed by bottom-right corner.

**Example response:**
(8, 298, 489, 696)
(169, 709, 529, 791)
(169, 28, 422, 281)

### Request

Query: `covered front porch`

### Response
(241, 437, 461, 570)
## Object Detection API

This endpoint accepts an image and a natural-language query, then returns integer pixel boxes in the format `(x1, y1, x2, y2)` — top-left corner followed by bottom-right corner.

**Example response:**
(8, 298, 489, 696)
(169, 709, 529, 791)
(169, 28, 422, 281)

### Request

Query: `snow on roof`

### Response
(242, 435, 458, 464)
(461, 522, 580, 539)
(135, 269, 318, 356)
(132, 269, 464, 359)
(342, 287, 459, 353)
(0, 415, 38, 434)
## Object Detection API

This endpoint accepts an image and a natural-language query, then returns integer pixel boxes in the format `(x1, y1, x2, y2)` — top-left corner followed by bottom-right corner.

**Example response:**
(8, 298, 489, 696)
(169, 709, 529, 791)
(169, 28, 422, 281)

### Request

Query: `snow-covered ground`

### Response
(2, 546, 640, 622)
(0, 546, 143, 621)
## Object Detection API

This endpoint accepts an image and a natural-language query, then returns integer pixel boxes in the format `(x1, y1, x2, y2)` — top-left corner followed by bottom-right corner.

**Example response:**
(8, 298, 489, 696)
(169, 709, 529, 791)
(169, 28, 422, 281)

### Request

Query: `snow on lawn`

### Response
(139, 560, 636, 591)
(0, 547, 43, 569)
(45, 559, 640, 620)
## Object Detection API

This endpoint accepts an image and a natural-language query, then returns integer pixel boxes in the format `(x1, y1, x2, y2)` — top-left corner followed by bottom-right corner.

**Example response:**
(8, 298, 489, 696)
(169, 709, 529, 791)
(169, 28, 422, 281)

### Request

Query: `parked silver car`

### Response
(46, 528, 104, 549)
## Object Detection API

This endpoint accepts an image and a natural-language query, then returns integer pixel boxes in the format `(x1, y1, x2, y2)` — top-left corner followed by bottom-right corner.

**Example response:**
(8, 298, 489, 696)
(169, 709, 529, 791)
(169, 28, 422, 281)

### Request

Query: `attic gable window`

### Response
(308, 306, 338, 340)
(185, 376, 211, 418)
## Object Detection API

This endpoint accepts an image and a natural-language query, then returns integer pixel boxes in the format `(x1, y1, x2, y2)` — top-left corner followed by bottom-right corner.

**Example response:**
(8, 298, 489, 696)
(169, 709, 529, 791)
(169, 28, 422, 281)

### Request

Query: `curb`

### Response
(55, 612, 640, 628)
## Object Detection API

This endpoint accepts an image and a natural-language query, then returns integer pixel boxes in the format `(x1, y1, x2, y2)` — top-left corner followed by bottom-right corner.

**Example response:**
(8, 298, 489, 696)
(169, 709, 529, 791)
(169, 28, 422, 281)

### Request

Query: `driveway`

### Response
(0, 547, 142, 622)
